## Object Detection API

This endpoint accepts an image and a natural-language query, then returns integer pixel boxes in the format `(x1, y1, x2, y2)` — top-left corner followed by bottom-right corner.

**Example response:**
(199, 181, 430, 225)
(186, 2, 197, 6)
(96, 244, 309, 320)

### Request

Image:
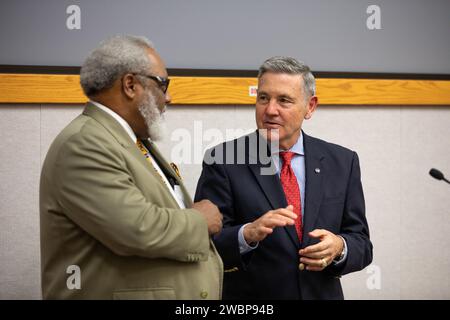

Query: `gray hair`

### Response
(80, 35, 154, 97)
(258, 56, 316, 98)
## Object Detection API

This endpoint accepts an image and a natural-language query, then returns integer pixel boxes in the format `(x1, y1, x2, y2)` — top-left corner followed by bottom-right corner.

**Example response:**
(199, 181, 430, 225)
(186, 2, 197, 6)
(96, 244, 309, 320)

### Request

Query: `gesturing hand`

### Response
(298, 229, 344, 271)
(243, 205, 297, 244)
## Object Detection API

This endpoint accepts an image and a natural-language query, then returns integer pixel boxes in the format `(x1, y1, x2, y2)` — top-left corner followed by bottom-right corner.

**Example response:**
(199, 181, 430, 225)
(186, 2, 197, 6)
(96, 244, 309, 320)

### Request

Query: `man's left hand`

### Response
(298, 229, 344, 271)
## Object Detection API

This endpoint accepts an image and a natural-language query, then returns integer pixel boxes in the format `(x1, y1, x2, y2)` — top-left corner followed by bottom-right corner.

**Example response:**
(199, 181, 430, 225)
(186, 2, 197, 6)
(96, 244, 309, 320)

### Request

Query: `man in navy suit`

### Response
(195, 56, 372, 299)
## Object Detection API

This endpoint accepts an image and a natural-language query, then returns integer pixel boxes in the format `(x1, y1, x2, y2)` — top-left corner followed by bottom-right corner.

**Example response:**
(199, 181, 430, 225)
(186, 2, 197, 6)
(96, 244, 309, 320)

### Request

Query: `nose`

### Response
(165, 90, 172, 104)
(265, 99, 279, 116)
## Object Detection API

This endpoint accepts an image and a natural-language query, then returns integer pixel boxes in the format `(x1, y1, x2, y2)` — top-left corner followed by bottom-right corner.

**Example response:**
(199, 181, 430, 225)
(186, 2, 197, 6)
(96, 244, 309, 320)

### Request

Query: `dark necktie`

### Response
(136, 139, 175, 189)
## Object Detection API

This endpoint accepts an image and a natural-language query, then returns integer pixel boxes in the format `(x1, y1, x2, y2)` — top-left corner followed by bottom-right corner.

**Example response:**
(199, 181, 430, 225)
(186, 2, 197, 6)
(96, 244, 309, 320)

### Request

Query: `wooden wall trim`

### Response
(1, 73, 450, 105)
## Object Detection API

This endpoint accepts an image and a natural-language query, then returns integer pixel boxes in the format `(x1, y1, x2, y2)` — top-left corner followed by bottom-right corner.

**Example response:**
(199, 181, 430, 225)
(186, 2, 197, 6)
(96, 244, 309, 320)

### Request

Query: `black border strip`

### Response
(1, 65, 450, 80)
(0, 65, 81, 75)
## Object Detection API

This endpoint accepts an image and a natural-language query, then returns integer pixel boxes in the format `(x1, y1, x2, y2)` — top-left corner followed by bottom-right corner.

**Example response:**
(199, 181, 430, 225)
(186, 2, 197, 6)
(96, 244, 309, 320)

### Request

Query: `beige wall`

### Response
(1, 104, 449, 299)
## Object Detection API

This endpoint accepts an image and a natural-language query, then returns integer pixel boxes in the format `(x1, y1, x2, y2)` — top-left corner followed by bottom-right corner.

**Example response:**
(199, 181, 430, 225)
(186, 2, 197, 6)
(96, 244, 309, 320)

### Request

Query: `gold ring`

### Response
(321, 258, 327, 268)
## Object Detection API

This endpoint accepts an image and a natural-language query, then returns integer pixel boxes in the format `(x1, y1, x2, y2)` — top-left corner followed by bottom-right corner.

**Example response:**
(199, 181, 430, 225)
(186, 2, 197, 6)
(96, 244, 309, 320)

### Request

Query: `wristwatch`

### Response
(334, 235, 346, 262)
(336, 248, 345, 261)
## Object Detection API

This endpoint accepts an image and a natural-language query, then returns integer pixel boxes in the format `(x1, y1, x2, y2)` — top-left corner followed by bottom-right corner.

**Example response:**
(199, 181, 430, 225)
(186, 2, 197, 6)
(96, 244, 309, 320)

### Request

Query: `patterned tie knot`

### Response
(279, 151, 295, 166)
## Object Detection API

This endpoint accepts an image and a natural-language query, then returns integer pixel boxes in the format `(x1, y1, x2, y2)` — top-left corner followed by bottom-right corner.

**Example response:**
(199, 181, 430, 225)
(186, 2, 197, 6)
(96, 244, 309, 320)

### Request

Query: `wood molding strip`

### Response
(1, 73, 450, 105)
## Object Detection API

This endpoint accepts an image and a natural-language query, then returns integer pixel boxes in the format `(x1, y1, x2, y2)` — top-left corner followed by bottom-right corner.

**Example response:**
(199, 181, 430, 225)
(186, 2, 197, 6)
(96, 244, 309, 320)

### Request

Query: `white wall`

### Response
(1, 104, 449, 299)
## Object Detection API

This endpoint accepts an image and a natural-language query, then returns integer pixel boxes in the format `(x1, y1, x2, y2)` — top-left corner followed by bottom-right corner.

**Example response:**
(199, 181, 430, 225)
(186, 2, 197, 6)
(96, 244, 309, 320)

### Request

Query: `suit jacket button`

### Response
(299, 263, 305, 271)
(200, 291, 208, 299)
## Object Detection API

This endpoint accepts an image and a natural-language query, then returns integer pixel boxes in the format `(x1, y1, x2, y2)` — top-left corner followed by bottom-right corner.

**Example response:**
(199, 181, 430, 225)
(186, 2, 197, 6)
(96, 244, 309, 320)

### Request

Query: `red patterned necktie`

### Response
(279, 151, 303, 241)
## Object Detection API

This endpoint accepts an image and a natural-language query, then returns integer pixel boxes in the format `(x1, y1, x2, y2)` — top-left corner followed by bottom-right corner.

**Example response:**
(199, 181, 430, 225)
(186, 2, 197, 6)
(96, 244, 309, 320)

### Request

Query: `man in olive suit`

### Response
(40, 35, 223, 299)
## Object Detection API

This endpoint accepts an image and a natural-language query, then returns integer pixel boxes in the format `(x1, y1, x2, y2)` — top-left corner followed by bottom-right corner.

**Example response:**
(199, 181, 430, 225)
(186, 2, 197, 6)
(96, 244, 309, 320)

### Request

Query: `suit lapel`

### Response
(83, 103, 185, 205)
(83, 102, 134, 148)
(248, 164, 286, 211)
(247, 131, 301, 248)
(82, 103, 155, 176)
(302, 133, 325, 248)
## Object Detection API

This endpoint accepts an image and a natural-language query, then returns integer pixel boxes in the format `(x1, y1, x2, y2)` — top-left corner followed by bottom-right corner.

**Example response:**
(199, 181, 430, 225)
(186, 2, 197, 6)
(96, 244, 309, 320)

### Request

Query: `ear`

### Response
(121, 73, 138, 99)
(304, 96, 318, 120)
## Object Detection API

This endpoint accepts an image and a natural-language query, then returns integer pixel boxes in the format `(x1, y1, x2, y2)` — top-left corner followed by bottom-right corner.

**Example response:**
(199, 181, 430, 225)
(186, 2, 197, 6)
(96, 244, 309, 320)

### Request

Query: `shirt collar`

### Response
(90, 100, 138, 143)
(272, 132, 305, 156)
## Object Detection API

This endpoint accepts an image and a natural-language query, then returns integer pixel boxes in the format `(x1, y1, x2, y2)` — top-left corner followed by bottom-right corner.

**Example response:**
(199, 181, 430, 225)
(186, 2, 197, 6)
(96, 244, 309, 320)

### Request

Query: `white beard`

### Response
(138, 92, 166, 141)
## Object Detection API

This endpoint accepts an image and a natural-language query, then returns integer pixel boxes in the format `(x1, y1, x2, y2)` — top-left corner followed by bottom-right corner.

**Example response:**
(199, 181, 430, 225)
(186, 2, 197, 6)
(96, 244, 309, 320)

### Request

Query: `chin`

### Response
(267, 129, 283, 141)
(147, 122, 166, 142)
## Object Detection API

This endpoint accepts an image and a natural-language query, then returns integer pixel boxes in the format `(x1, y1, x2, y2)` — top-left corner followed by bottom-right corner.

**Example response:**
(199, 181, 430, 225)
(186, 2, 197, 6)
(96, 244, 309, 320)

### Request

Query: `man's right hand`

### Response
(192, 199, 223, 235)
(243, 205, 297, 244)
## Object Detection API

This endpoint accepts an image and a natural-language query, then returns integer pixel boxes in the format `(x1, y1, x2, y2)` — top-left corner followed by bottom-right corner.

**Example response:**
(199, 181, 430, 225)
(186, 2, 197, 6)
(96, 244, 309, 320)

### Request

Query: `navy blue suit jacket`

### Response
(195, 131, 372, 300)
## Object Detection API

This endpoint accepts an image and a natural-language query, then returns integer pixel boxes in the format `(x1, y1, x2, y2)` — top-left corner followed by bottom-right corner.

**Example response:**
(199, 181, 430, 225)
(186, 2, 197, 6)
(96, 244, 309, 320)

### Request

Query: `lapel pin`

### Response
(170, 162, 183, 180)
(314, 168, 321, 174)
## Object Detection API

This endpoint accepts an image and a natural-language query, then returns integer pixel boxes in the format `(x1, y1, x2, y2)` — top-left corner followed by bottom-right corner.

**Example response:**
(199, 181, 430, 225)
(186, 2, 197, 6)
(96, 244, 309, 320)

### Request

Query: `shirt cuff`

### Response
(238, 223, 259, 254)
(333, 235, 348, 265)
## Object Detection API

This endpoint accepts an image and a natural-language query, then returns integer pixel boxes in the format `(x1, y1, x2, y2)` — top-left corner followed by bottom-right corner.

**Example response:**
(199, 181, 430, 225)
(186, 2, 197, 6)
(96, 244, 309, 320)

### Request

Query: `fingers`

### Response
(210, 225, 222, 235)
(299, 241, 328, 255)
(305, 265, 325, 272)
(298, 229, 335, 271)
(299, 256, 330, 271)
(263, 216, 294, 228)
(209, 216, 223, 235)
(308, 228, 329, 239)
(253, 217, 286, 235)
(243, 223, 274, 243)
(255, 226, 274, 238)
(258, 209, 297, 228)
(299, 229, 333, 255)
(300, 249, 330, 259)
(273, 207, 297, 220)
(244, 207, 297, 243)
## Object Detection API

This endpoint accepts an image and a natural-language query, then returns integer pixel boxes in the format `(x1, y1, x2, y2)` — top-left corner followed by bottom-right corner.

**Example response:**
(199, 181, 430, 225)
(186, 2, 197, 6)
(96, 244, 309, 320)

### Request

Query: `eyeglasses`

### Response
(135, 73, 170, 93)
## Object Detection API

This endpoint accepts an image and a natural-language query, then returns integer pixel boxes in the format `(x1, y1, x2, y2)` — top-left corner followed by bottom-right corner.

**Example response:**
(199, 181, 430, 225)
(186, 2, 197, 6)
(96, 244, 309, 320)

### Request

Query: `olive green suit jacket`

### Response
(40, 103, 223, 299)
